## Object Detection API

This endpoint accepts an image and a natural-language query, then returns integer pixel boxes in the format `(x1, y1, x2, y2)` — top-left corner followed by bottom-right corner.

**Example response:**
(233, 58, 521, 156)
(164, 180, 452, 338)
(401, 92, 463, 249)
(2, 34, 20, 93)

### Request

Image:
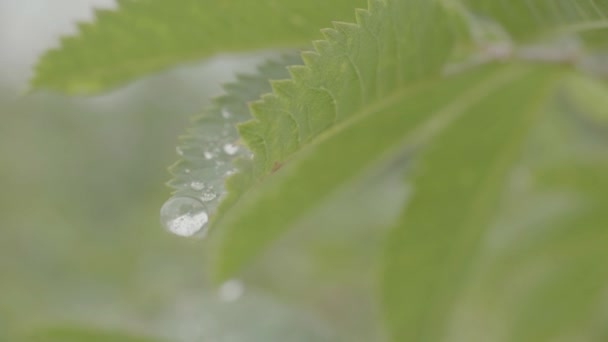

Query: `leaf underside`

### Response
(166, 54, 301, 216)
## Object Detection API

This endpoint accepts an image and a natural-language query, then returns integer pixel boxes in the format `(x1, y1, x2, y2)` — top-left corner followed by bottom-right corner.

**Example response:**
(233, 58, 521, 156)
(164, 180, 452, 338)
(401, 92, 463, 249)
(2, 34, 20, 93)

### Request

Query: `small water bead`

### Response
(223, 143, 239, 155)
(203, 151, 215, 160)
(188, 181, 217, 201)
(218, 280, 244, 302)
(200, 191, 217, 202)
(221, 108, 232, 119)
(160, 197, 209, 237)
(213, 159, 227, 169)
(176, 146, 184, 156)
(190, 181, 205, 191)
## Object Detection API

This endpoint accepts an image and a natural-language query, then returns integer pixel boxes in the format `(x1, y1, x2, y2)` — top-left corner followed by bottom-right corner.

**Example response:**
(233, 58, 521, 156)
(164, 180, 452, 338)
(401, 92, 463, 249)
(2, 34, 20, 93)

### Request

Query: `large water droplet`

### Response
(218, 280, 244, 302)
(160, 197, 208, 237)
(223, 143, 239, 155)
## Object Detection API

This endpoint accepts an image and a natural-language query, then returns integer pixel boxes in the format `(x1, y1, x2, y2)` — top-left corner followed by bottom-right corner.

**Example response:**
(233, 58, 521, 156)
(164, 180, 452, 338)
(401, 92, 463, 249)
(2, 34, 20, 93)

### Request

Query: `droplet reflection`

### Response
(160, 197, 208, 237)
(190, 181, 205, 191)
(223, 143, 239, 155)
(218, 279, 244, 302)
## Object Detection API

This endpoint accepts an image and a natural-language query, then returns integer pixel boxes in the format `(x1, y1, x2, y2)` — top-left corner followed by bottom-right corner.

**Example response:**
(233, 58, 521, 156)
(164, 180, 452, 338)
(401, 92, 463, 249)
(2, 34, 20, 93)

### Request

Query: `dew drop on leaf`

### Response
(160, 196, 208, 237)
(200, 190, 217, 202)
(221, 108, 232, 119)
(218, 279, 244, 302)
(203, 151, 215, 160)
(223, 143, 239, 155)
(213, 161, 228, 172)
(176, 146, 184, 156)
(190, 181, 205, 191)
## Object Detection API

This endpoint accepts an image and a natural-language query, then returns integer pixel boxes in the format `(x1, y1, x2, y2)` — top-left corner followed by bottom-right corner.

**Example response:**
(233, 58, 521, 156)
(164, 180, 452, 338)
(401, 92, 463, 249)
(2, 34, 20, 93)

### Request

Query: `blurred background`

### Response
(0, 1, 286, 340)
(4, 2, 608, 342)
(0, 1, 392, 341)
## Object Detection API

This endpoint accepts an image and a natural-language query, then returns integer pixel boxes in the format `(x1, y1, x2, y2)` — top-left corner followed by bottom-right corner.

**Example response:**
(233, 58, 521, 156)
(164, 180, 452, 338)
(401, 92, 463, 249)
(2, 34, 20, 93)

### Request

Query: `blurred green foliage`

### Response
(0, 78, 209, 340)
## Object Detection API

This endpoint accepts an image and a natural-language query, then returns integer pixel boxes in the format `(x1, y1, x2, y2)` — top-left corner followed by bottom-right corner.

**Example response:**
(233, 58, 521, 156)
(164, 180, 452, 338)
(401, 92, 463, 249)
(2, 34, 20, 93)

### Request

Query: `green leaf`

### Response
(161, 0, 457, 240)
(209, 0, 458, 278)
(504, 163, 608, 342)
(165, 55, 301, 216)
(31, 0, 366, 94)
(216, 0, 455, 222)
(381, 67, 560, 342)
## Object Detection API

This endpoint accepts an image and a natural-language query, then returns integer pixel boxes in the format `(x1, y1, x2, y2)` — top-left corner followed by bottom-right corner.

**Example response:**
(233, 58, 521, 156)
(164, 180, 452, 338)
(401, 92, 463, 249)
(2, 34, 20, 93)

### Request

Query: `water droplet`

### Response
(185, 168, 191, 174)
(225, 169, 236, 177)
(200, 192, 217, 202)
(223, 143, 239, 155)
(160, 197, 208, 237)
(221, 108, 232, 119)
(176, 146, 184, 156)
(218, 280, 244, 302)
(191, 181, 205, 191)
(204, 151, 214, 160)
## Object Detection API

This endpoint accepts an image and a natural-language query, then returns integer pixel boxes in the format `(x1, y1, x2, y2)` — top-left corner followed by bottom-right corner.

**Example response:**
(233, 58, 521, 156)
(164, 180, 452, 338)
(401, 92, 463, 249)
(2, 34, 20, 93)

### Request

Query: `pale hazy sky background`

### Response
(0, 0, 117, 85)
